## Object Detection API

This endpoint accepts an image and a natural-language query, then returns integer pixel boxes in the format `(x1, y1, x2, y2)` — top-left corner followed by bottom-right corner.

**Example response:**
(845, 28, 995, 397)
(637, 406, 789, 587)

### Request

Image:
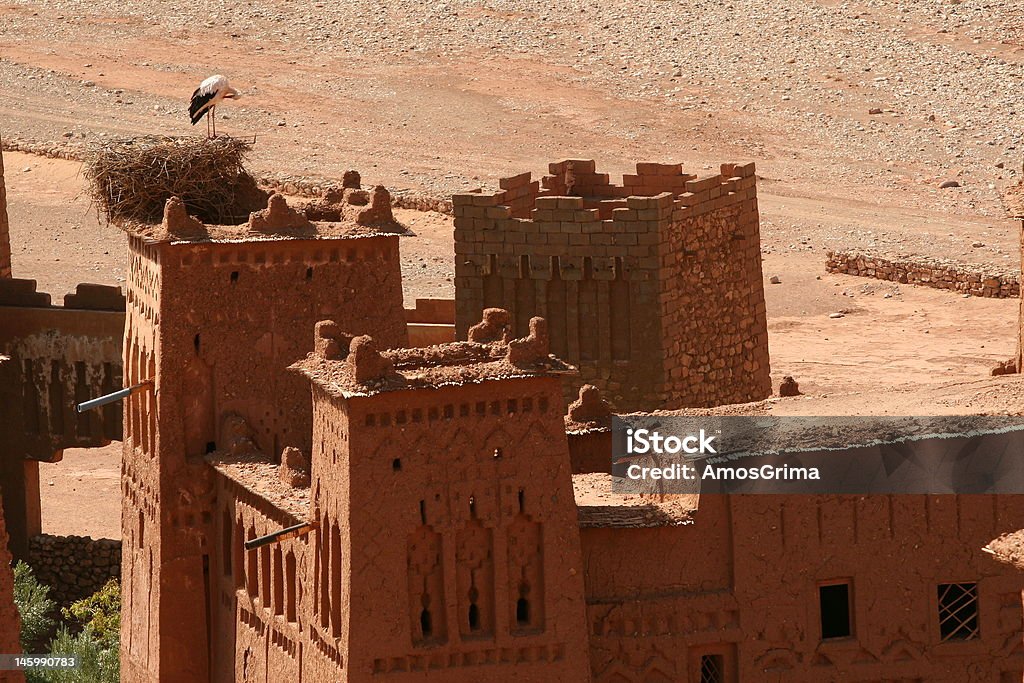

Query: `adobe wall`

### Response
(314, 374, 591, 681)
(405, 298, 456, 347)
(26, 534, 121, 606)
(211, 469, 311, 683)
(0, 279, 124, 560)
(0, 141, 10, 279)
(453, 160, 770, 411)
(121, 227, 408, 683)
(582, 494, 1024, 682)
(0, 279, 125, 459)
(0, 497, 24, 683)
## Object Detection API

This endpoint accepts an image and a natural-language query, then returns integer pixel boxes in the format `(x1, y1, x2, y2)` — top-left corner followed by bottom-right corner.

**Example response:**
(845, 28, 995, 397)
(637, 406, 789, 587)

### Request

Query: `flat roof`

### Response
(207, 451, 309, 520)
(292, 339, 575, 399)
(123, 219, 410, 245)
(573, 472, 697, 528)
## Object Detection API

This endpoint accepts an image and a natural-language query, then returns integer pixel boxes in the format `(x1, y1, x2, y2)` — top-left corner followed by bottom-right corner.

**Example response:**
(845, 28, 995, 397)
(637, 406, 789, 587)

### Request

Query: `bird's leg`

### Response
(206, 111, 211, 139)
(212, 106, 217, 138)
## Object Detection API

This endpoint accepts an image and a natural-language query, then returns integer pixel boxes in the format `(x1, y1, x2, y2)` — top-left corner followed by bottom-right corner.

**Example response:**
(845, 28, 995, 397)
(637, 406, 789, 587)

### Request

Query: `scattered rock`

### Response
(769, 275, 781, 284)
(939, 180, 960, 188)
(778, 375, 801, 396)
(829, 312, 844, 318)
(992, 358, 1018, 376)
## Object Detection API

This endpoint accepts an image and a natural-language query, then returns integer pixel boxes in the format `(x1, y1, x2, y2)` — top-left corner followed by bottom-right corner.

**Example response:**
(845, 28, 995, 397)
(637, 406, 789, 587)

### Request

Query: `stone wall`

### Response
(26, 534, 121, 606)
(825, 250, 1019, 298)
(453, 159, 771, 411)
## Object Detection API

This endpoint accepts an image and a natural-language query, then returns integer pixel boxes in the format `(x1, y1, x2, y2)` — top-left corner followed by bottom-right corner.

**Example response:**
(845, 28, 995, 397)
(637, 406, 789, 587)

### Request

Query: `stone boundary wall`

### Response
(26, 534, 121, 606)
(825, 250, 1020, 299)
(1, 136, 455, 214)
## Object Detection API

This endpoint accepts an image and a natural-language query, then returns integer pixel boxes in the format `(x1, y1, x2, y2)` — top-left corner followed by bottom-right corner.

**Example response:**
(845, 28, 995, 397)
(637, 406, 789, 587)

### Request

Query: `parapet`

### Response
(63, 283, 126, 311)
(565, 384, 613, 433)
(121, 187, 410, 244)
(454, 158, 756, 224)
(291, 309, 575, 398)
(0, 278, 51, 307)
(452, 159, 758, 279)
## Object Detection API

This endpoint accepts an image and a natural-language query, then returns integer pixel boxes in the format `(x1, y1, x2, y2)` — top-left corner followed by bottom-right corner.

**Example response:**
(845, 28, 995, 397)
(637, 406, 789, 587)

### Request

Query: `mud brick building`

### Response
(453, 159, 771, 412)
(261, 321, 589, 681)
(118, 194, 409, 683)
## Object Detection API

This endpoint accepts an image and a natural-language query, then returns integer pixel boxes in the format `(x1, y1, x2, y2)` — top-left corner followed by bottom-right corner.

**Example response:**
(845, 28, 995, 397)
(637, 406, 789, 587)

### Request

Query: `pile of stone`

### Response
(825, 250, 1019, 299)
(27, 534, 121, 606)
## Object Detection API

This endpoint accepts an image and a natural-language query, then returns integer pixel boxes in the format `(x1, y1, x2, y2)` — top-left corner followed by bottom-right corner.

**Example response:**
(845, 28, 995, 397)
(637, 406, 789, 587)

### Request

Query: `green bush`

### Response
(61, 580, 120, 648)
(12, 561, 56, 652)
(24, 580, 121, 683)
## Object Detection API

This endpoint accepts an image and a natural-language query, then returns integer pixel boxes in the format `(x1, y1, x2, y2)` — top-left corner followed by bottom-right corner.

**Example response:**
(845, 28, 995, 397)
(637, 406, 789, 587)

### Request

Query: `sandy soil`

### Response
(38, 443, 121, 539)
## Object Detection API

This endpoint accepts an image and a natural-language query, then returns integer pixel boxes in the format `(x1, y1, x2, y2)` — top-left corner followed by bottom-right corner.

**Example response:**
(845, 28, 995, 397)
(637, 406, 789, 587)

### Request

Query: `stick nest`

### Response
(84, 135, 267, 225)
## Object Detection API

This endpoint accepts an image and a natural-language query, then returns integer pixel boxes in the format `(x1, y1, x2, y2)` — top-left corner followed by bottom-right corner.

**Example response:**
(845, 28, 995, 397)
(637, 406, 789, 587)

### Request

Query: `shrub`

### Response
(27, 626, 118, 683)
(25, 581, 121, 683)
(61, 580, 120, 648)
(13, 561, 56, 652)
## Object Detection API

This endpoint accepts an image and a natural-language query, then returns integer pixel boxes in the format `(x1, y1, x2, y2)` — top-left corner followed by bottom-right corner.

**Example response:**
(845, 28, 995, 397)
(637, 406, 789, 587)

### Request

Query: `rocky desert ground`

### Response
(3, 0, 1024, 538)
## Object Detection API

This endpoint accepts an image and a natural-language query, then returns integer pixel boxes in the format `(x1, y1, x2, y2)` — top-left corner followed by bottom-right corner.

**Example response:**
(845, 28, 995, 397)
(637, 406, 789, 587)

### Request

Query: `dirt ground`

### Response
(4, 0, 1023, 538)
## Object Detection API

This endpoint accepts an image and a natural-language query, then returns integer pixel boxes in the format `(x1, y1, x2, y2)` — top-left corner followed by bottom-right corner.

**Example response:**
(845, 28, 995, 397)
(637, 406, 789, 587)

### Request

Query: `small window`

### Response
(700, 654, 723, 683)
(819, 582, 852, 639)
(516, 597, 530, 626)
(420, 608, 432, 638)
(938, 582, 979, 641)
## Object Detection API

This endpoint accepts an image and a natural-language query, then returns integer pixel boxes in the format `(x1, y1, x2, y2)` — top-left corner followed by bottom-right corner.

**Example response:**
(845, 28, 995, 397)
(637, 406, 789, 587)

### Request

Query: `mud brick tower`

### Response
(119, 194, 408, 683)
(287, 319, 591, 681)
(453, 159, 771, 411)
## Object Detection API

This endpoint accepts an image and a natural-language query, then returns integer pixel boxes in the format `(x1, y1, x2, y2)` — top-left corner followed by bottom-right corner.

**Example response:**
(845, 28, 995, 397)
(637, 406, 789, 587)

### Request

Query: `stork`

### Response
(189, 75, 240, 138)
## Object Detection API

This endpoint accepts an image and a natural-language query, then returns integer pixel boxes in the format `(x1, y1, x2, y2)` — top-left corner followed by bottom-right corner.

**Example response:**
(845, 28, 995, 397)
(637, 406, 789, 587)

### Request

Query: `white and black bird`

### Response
(189, 75, 240, 138)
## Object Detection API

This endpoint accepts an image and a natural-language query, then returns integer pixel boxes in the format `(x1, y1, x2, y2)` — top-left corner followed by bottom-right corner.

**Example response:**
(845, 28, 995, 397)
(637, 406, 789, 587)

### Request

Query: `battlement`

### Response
(120, 190, 410, 245)
(291, 312, 574, 399)
(454, 159, 756, 228)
